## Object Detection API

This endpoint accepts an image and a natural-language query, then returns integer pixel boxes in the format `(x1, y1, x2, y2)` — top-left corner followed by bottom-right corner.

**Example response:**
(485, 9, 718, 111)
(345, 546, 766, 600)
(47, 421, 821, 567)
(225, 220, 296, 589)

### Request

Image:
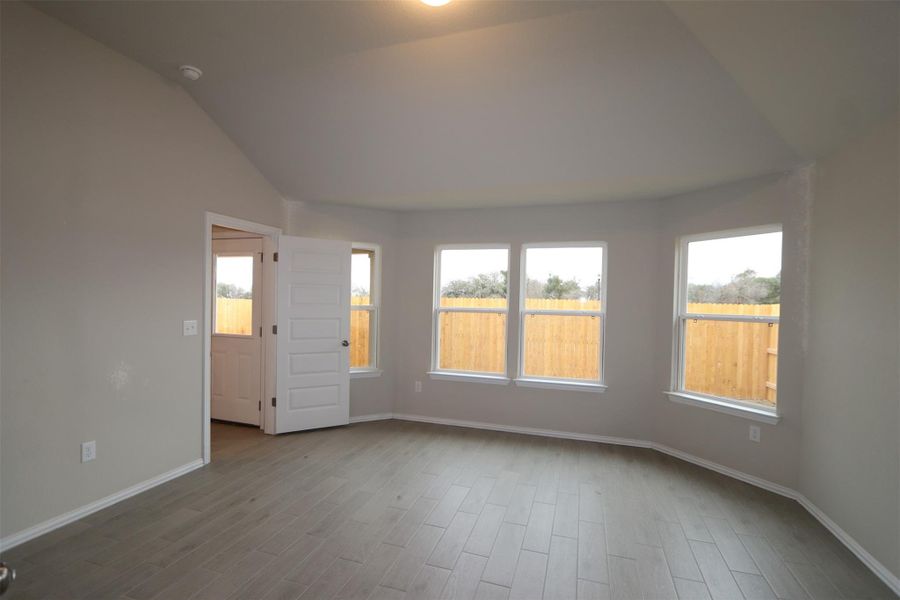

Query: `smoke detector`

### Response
(179, 65, 203, 81)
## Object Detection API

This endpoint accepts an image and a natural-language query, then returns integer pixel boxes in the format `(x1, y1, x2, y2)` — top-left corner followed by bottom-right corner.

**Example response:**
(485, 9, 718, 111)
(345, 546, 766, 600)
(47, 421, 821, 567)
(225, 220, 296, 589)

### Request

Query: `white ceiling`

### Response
(35, 1, 898, 210)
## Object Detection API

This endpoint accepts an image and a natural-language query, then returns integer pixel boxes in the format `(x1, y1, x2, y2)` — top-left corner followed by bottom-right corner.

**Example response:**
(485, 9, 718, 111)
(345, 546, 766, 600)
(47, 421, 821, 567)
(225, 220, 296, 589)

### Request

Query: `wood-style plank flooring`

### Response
(3, 420, 895, 599)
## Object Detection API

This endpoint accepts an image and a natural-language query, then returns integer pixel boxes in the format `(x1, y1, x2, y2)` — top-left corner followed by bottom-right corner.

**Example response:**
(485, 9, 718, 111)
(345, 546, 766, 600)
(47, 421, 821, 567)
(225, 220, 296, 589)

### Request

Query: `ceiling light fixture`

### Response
(420, 0, 451, 6)
(179, 65, 203, 81)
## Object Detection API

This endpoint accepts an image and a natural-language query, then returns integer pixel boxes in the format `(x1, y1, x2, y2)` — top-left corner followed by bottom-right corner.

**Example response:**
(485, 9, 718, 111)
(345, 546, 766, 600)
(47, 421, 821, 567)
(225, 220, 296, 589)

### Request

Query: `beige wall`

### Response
(801, 115, 900, 578)
(0, 3, 283, 537)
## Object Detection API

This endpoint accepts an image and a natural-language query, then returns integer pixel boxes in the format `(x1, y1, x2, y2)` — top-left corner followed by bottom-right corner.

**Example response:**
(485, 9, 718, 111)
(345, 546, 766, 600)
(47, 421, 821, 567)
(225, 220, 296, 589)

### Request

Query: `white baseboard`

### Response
(651, 442, 797, 499)
(795, 494, 900, 595)
(2, 414, 896, 594)
(0, 458, 205, 552)
(390, 412, 899, 595)
(391, 412, 651, 448)
(349, 412, 394, 424)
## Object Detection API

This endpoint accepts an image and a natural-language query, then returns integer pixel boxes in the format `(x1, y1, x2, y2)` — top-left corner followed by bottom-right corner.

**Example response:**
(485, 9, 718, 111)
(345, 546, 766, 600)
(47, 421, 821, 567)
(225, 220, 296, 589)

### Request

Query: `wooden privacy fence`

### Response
(219, 295, 778, 407)
(350, 308, 371, 368)
(215, 298, 252, 335)
(217, 296, 373, 367)
(436, 298, 602, 379)
(435, 298, 778, 407)
(683, 303, 779, 406)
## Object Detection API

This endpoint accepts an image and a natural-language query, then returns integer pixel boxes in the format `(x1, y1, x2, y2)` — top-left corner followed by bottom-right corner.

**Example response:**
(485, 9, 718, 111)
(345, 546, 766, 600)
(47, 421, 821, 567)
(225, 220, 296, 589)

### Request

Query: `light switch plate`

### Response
(183, 320, 198, 336)
(81, 441, 96, 463)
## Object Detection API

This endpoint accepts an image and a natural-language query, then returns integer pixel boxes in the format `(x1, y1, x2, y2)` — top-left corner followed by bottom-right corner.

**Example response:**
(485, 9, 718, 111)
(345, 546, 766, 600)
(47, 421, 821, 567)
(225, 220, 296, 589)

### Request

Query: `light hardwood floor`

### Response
(2, 420, 895, 599)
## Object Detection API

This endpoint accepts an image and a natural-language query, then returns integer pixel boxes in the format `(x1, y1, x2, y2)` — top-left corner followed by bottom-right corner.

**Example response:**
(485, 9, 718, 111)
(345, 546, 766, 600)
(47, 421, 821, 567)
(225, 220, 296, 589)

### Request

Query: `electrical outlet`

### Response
(183, 320, 198, 336)
(414, 380, 422, 393)
(81, 440, 97, 463)
(749, 425, 761, 443)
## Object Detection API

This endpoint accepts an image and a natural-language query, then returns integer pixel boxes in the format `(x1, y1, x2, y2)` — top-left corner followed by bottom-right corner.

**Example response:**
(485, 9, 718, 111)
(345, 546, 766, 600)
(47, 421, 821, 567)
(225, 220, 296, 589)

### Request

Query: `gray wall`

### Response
(652, 170, 811, 488)
(0, 3, 283, 537)
(800, 115, 900, 578)
(390, 172, 809, 490)
(394, 200, 661, 442)
(3, 0, 897, 583)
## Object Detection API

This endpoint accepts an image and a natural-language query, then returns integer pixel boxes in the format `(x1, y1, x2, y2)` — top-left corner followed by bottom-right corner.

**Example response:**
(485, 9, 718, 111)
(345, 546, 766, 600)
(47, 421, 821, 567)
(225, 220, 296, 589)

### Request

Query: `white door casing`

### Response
(211, 238, 263, 426)
(276, 236, 351, 433)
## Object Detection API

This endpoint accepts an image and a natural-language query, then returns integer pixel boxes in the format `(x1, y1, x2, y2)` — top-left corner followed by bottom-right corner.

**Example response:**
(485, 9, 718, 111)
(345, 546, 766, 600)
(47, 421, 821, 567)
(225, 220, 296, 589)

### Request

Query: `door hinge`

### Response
(271, 397, 277, 407)
(273, 252, 279, 262)
(272, 324, 278, 335)
(258, 400, 261, 411)
(259, 326, 263, 337)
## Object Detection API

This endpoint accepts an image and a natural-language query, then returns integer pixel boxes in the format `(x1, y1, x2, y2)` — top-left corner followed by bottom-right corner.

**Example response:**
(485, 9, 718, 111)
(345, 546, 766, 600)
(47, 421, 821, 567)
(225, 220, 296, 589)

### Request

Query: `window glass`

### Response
(524, 246, 603, 310)
(439, 248, 509, 307)
(437, 312, 507, 373)
(684, 320, 779, 407)
(350, 309, 373, 369)
(679, 229, 782, 409)
(522, 314, 602, 381)
(351, 250, 373, 305)
(215, 255, 253, 335)
(351, 247, 378, 370)
(686, 232, 782, 311)
(434, 247, 509, 375)
(519, 245, 605, 384)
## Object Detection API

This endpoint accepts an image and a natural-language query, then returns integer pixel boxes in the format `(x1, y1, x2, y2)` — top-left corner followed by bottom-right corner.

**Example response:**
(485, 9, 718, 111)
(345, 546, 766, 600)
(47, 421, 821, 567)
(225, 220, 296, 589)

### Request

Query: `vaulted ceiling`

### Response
(35, 1, 898, 209)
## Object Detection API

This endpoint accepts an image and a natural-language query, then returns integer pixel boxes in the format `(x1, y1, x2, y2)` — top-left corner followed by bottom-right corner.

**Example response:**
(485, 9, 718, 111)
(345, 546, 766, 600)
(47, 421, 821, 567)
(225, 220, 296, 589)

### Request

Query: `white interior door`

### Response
(276, 236, 351, 433)
(211, 238, 263, 426)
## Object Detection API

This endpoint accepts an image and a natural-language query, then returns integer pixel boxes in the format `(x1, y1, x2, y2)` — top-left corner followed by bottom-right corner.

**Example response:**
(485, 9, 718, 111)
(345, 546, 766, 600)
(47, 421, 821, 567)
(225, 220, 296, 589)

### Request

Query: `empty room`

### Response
(1, 1, 898, 599)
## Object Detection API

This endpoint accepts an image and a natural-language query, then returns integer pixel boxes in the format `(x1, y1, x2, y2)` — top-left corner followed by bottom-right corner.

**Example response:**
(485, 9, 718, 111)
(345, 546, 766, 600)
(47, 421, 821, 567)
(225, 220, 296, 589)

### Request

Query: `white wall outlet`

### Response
(183, 320, 198, 336)
(81, 440, 97, 463)
(749, 425, 761, 443)
(414, 380, 422, 393)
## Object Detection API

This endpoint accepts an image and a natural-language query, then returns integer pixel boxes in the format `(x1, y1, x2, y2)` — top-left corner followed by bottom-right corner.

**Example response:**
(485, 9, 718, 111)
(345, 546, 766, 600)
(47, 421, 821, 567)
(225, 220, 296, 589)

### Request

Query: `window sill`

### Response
(515, 378, 607, 393)
(350, 369, 383, 380)
(664, 391, 780, 424)
(427, 372, 511, 385)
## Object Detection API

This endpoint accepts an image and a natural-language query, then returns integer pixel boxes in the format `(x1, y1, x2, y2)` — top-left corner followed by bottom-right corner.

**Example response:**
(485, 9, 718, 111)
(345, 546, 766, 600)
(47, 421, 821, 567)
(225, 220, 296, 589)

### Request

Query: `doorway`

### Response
(211, 229, 263, 426)
(203, 213, 280, 463)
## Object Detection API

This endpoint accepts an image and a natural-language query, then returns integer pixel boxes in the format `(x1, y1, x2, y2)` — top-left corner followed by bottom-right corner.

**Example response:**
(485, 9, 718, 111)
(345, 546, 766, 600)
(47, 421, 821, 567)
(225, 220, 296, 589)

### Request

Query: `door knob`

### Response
(0, 562, 15, 596)
(341, 340, 349, 347)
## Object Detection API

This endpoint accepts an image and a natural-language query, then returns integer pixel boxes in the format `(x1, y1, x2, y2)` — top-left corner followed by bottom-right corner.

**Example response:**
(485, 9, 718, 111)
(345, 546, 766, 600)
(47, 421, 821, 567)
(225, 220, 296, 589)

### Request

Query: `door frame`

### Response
(203, 212, 281, 464)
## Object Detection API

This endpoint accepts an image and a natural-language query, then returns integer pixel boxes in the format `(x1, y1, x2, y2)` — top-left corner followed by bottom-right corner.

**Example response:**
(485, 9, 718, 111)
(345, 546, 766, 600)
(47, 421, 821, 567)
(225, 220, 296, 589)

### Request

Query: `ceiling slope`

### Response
(668, 0, 899, 161)
(33, 1, 897, 210)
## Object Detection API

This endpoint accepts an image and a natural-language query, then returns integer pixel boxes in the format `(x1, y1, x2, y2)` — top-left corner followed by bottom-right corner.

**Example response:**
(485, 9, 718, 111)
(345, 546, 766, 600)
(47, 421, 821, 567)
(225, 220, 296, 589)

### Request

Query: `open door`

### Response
(275, 236, 351, 433)
(211, 237, 263, 426)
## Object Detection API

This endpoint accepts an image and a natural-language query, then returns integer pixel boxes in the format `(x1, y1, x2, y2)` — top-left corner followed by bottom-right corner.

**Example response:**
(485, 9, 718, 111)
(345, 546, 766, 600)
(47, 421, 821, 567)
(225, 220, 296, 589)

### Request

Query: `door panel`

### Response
(211, 238, 263, 426)
(276, 236, 351, 433)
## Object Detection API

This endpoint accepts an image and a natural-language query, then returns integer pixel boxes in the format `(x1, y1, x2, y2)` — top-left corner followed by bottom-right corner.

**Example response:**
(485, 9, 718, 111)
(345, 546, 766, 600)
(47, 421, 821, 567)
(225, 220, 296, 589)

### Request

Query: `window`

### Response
(214, 254, 256, 336)
(431, 245, 510, 380)
(672, 226, 782, 418)
(517, 243, 606, 389)
(351, 244, 380, 372)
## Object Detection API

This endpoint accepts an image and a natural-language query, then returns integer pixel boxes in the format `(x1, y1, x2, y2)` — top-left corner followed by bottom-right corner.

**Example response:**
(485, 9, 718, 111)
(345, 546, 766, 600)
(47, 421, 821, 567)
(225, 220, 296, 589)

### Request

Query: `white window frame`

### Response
(429, 243, 511, 383)
(515, 242, 607, 392)
(350, 242, 381, 378)
(667, 224, 782, 424)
